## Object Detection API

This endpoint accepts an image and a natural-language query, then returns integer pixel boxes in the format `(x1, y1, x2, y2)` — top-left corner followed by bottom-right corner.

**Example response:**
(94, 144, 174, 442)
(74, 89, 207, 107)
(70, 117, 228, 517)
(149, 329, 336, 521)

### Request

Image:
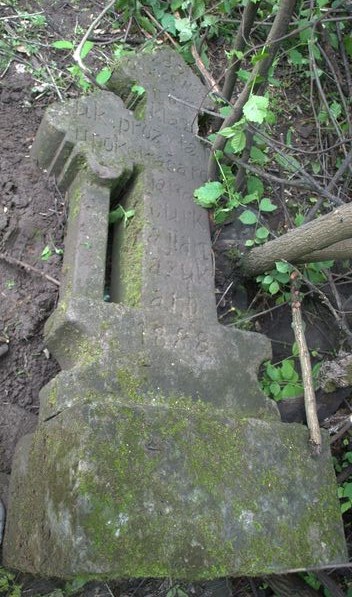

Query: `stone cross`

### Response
(4, 49, 346, 579)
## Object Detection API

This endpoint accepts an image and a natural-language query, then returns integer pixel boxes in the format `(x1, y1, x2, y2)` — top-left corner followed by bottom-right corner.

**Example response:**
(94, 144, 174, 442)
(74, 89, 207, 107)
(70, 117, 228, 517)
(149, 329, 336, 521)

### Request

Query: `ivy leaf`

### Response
(243, 95, 269, 124)
(193, 181, 225, 207)
(239, 210, 257, 225)
(230, 129, 246, 153)
(52, 40, 74, 50)
(96, 67, 112, 85)
(259, 198, 277, 212)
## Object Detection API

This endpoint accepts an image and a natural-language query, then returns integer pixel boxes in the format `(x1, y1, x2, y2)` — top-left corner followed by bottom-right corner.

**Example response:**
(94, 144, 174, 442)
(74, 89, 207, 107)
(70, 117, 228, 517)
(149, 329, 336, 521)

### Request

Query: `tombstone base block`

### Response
(4, 396, 346, 579)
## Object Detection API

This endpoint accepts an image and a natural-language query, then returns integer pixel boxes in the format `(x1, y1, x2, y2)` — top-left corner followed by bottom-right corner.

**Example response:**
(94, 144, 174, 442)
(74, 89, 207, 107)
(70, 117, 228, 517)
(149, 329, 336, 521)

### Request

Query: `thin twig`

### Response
(291, 272, 322, 455)
(0, 253, 60, 287)
(142, 6, 179, 49)
(216, 281, 233, 308)
(305, 149, 352, 222)
(330, 415, 352, 445)
(336, 23, 352, 98)
(226, 153, 316, 191)
(191, 44, 220, 92)
(248, 125, 346, 206)
(301, 271, 352, 348)
(73, 0, 116, 74)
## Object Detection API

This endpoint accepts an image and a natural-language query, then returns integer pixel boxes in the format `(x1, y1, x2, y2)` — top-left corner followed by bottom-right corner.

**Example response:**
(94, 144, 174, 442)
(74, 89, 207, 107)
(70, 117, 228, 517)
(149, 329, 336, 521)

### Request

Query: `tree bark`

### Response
(241, 203, 352, 277)
(222, 1, 260, 102)
(208, 0, 297, 179)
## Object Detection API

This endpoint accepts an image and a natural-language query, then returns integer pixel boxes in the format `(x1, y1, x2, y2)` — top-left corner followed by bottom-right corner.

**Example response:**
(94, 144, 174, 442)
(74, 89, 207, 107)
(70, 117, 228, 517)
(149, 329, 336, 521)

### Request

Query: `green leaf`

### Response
(193, 0, 206, 19)
(52, 40, 74, 50)
(341, 500, 351, 514)
(193, 181, 225, 207)
(243, 95, 269, 124)
(259, 198, 277, 212)
(266, 364, 281, 381)
(270, 382, 281, 397)
(41, 245, 52, 261)
(230, 129, 246, 153)
(274, 153, 301, 173)
(109, 206, 124, 224)
(263, 275, 273, 285)
(80, 40, 94, 59)
(294, 213, 304, 227)
(265, 110, 276, 125)
(96, 67, 112, 85)
(281, 383, 302, 398)
(292, 342, 299, 357)
(330, 101, 342, 119)
(175, 17, 194, 42)
(274, 272, 290, 284)
(344, 34, 352, 58)
(275, 261, 290, 274)
(245, 239, 255, 247)
(250, 146, 268, 166)
(288, 48, 305, 65)
(269, 280, 279, 295)
(251, 50, 269, 65)
(219, 106, 232, 118)
(247, 176, 264, 199)
(281, 360, 295, 380)
(131, 84, 145, 96)
(242, 193, 257, 205)
(239, 210, 257, 225)
(161, 13, 176, 35)
(343, 483, 352, 499)
(256, 226, 269, 240)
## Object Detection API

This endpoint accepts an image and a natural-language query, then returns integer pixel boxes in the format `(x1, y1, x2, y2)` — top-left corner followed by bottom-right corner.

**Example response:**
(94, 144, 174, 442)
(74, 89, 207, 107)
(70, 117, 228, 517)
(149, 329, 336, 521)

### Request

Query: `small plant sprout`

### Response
(41, 244, 63, 261)
(109, 205, 135, 227)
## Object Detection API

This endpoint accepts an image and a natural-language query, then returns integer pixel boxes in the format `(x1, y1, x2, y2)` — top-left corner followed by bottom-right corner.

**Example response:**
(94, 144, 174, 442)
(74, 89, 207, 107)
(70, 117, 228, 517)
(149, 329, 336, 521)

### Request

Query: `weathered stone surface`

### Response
(3, 48, 347, 578)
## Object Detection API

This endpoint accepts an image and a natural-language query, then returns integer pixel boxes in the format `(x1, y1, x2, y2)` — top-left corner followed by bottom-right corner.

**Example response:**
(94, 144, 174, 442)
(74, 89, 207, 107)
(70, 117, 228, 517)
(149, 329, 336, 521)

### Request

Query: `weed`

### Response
(109, 205, 135, 227)
(41, 244, 63, 261)
(0, 567, 21, 597)
(261, 343, 321, 401)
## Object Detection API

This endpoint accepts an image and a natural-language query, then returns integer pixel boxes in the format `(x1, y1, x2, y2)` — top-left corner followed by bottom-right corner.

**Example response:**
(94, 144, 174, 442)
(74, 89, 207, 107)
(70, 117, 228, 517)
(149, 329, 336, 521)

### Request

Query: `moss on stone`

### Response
(111, 170, 145, 307)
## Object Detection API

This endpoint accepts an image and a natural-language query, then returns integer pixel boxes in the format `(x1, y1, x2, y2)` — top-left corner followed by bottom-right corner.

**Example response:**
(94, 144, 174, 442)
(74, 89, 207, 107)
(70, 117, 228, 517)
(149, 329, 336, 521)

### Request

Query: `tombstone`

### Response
(3, 49, 346, 578)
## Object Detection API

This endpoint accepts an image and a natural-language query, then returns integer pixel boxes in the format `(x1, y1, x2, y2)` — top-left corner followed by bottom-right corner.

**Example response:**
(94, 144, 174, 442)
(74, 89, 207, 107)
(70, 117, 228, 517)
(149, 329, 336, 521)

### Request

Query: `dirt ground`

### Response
(0, 1, 351, 596)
